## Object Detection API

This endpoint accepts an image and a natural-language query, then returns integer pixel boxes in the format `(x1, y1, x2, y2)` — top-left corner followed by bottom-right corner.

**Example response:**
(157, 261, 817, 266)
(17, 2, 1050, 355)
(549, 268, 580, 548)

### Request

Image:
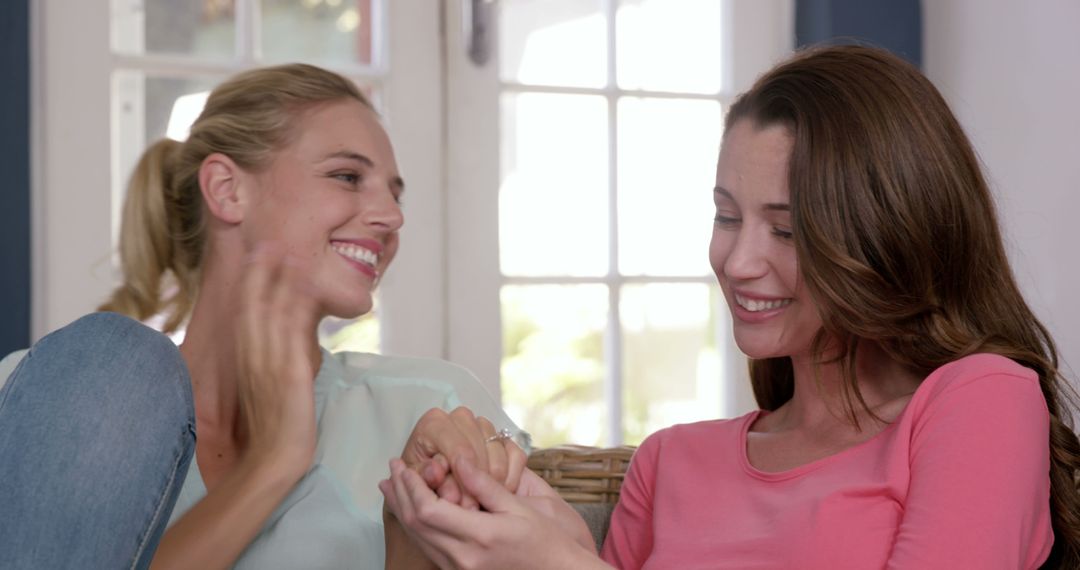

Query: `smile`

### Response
(734, 294, 792, 312)
(331, 241, 379, 276)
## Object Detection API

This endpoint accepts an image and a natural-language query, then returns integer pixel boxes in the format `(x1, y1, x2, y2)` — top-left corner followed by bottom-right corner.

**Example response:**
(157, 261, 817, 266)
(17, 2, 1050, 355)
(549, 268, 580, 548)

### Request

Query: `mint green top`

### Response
(0, 349, 522, 569)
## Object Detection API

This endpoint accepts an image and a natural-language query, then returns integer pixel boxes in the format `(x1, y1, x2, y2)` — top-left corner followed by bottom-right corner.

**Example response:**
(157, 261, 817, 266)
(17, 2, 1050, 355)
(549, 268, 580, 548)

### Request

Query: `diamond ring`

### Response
(485, 427, 514, 443)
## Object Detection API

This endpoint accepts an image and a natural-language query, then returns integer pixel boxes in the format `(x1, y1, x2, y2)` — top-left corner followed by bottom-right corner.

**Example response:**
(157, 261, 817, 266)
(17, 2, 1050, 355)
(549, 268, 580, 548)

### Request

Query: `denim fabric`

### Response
(0, 312, 195, 569)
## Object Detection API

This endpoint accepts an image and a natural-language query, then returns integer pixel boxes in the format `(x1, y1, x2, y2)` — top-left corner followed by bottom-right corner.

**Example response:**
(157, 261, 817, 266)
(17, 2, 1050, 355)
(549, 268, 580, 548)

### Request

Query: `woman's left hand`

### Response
(379, 455, 606, 570)
(398, 407, 527, 509)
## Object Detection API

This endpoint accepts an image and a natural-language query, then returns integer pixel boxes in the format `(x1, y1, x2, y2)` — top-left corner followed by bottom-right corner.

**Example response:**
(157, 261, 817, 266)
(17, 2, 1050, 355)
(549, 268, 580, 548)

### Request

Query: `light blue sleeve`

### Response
(335, 352, 529, 450)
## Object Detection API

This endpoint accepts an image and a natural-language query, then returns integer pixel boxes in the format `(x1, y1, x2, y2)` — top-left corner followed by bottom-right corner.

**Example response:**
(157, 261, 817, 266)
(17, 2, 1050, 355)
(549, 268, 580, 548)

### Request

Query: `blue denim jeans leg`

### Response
(0, 312, 195, 569)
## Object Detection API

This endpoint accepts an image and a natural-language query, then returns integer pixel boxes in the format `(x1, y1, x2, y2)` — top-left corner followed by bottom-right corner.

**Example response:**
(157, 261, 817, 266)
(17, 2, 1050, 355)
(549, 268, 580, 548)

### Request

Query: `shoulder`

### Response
(917, 353, 1041, 403)
(324, 351, 522, 439)
(327, 351, 484, 394)
(906, 353, 1047, 435)
(635, 412, 757, 462)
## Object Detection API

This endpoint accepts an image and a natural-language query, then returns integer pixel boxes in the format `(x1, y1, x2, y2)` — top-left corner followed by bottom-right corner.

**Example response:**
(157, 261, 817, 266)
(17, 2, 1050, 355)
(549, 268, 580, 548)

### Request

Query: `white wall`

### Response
(925, 0, 1080, 385)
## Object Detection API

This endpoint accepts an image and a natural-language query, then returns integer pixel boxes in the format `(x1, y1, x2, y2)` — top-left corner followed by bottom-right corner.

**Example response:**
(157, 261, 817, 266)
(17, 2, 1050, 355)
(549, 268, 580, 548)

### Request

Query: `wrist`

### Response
(241, 447, 311, 488)
(556, 542, 609, 569)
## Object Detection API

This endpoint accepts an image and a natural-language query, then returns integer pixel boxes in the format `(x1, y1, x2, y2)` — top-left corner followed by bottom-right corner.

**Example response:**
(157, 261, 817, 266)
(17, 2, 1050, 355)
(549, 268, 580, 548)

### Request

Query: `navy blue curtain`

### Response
(0, 0, 31, 353)
(796, 0, 922, 68)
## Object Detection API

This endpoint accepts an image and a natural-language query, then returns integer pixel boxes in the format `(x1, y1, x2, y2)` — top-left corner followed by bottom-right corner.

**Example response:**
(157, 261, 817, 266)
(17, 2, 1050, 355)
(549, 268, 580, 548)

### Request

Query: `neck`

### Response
(179, 241, 322, 441)
(774, 342, 920, 431)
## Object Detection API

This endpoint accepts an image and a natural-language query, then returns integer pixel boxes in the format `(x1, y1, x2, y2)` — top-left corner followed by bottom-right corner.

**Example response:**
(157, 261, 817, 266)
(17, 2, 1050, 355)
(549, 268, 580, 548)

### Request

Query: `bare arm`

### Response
(151, 454, 304, 570)
(384, 506, 438, 570)
(152, 248, 319, 569)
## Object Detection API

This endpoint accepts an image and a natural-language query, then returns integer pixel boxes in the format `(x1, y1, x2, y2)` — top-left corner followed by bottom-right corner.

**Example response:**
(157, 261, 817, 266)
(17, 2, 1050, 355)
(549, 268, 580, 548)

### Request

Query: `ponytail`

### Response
(98, 138, 203, 333)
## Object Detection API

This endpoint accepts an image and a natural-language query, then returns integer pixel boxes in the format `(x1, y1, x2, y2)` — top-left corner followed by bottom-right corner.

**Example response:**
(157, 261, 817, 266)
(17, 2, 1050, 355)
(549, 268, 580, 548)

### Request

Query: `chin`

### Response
(732, 335, 787, 361)
(323, 296, 374, 320)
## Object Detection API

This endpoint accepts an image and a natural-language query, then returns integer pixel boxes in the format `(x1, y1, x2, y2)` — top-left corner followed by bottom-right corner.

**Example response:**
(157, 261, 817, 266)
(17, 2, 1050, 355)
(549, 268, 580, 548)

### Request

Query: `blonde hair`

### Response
(99, 64, 371, 332)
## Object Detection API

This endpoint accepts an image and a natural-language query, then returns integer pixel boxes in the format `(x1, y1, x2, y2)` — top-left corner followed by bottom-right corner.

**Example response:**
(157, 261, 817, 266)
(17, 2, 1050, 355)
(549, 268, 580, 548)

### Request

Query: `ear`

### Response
(198, 153, 247, 224)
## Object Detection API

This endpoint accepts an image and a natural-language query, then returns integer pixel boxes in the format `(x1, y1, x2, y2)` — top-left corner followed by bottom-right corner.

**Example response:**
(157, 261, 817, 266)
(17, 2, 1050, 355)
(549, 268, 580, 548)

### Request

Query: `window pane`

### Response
(113, 72, 222, 227)
(500, 93, 609, 277)
(112, 0, 236, 58)
(499, 0, 607, 88)
(260, 0, 374, 66)
(616, 0, 725, 93)
(617, 97, 721, 276)
(621, 283, 722, 445)
(501, 285, 608, 447)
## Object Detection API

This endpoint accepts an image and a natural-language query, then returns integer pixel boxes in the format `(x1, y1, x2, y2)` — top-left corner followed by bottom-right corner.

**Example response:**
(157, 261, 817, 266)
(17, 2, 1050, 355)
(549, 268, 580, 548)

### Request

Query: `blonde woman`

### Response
(0, 64, 526, 569)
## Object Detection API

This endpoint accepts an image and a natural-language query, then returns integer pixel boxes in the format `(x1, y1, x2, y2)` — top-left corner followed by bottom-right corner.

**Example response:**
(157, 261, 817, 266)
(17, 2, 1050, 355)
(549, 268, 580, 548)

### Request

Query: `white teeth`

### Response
(331, 242, 378, 266)
(734, 294, 792, 312)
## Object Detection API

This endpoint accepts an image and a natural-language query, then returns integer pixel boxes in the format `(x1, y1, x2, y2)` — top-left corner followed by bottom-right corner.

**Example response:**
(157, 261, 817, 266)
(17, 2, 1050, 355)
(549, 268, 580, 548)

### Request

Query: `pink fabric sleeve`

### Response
(600, 432, 660, 569)
(887, 366, 1053, 569)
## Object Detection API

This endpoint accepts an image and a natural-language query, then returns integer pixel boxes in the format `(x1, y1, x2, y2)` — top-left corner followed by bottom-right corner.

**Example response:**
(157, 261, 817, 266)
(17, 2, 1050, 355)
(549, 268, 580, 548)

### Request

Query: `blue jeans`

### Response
(0, 312, 195, 569)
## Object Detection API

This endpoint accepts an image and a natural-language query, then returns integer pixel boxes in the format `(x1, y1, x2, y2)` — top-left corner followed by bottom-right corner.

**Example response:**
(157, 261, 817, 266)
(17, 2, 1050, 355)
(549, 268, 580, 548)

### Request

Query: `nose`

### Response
(721, 227, 769, 282)
(364, 185, 405, 234)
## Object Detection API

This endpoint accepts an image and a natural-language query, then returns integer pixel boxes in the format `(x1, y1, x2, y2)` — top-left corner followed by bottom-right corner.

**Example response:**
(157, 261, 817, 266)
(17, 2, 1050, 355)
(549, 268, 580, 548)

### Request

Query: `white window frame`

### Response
(444, 0, 795, 443)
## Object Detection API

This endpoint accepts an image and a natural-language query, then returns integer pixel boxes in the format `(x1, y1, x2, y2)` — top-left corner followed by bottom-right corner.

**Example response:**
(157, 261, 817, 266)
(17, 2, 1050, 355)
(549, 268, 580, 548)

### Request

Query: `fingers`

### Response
(384, 458, 489, 566)
(377, 478, 399, 515)
(449, 407, 489, 475)
(233, 243, 319, 467)
(403, 407, 490, 509)
(238, 243, 316, 375)
(477, 416, 509, 487)
(453, 456, 520, 516)
(502, 437, 528, 493)
(515, 468, 562, 499)
(420, 454, 450, 489)
(403, 408, 529, 512)
(384, 461, 458, 570)
(388, 459, 417, 524)
(238, 244, 281, 370)
(397, 459, 491, 540)
(407, 409, 480, 469)
(436, 474, 464, 506)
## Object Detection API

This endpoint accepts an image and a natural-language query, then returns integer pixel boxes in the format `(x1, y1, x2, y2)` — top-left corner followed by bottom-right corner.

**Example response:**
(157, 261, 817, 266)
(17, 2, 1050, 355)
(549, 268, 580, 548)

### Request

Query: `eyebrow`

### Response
(714, 185, 789, 211)
(322, 150, 406, 193)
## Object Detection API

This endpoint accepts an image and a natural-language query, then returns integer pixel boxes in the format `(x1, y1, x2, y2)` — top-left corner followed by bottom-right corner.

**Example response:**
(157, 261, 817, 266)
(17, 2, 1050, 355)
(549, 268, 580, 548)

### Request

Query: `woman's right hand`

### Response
(380, 456, 607, 570)
(234, 244, 321, 479)
(152, 244, 324, 570)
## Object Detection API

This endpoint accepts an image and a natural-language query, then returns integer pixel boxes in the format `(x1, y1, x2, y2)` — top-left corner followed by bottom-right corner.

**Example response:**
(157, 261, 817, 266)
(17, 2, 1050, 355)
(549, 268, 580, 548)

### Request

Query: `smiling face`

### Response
(710, 119, 822, 359)
(241, 98, 404, 319)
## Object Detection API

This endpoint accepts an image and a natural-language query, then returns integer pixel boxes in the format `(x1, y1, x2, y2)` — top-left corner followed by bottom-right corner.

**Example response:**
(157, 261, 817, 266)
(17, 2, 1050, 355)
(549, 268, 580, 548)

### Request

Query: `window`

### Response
(444, 0, 793, 447)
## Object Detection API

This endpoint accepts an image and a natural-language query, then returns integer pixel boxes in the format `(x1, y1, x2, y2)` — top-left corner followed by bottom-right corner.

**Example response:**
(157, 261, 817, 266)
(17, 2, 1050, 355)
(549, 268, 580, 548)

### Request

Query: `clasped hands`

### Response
(382, 407, 601, 570)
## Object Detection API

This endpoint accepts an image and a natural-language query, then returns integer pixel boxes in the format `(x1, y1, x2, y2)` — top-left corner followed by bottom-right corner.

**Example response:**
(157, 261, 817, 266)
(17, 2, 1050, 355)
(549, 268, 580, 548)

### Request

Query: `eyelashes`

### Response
(329, 172, 404, 206)
(713, 214, 793, 239)
(332, 172, 362, 185)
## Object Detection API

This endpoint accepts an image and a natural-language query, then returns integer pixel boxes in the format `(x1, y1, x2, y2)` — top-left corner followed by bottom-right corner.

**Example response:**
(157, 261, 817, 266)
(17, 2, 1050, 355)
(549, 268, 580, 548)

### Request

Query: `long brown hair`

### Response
(725, 45, 1080, 567)
(99, 64, 371, 332)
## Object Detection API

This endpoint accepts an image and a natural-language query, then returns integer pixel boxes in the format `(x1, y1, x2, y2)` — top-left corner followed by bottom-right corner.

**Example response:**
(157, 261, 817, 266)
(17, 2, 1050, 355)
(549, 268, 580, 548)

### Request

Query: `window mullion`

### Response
(603, 0, 623, 447)
(236, 0, 259, 64)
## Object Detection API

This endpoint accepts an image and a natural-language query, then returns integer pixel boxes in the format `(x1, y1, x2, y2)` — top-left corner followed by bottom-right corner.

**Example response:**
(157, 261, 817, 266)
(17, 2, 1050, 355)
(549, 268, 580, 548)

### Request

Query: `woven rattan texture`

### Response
(527, 445, 637, 504)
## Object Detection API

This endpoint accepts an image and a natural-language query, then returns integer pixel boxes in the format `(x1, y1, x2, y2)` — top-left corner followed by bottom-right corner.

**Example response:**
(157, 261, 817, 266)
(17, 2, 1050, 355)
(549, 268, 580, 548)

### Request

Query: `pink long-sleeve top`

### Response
(600, 353, 1053, 569)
